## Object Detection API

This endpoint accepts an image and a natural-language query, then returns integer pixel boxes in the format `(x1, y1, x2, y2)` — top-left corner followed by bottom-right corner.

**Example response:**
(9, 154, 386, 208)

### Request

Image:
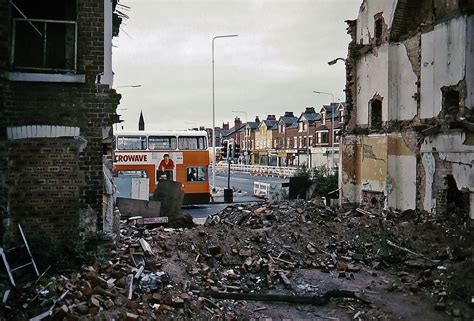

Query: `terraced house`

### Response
(0, 0, 123, 243)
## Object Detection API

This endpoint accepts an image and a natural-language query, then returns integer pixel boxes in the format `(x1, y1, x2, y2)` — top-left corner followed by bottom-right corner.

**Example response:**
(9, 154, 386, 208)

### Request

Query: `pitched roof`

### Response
(262, 119, 278, 128)
(279, 115, 298, 126)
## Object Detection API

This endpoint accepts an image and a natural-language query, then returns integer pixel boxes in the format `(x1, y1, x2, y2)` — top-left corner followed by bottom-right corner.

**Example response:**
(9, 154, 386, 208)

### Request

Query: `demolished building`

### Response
(0, 0, 123, 244)
(341, 0, 474, 218)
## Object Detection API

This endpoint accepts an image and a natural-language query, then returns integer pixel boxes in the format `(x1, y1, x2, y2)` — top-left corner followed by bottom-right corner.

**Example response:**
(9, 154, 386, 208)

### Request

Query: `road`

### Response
(215, 171, 288, 197)
(183, 172, 288, 223)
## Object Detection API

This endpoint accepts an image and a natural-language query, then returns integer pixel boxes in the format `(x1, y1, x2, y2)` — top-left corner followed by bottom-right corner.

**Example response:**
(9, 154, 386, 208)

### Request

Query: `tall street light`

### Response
(211, 34, 238, 192)
(116, 84, 142, 89)
(328, 58, 346, 65)
(313, 90, 336, 170)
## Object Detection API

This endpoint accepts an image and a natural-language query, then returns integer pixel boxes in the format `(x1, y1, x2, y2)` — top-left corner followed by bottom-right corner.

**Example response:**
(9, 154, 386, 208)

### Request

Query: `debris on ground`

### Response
(0, 199, 472, 320)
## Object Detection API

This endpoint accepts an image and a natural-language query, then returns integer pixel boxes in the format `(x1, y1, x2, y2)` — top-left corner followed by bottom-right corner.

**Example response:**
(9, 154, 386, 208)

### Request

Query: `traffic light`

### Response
(221, 141, 228, 157)
(228, 142, 233, 158)
(233, 143, 241, 158)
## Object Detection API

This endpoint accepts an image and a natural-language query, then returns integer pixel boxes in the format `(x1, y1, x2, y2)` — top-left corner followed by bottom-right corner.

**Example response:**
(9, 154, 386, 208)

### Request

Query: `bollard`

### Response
(223, 188, 233, 203)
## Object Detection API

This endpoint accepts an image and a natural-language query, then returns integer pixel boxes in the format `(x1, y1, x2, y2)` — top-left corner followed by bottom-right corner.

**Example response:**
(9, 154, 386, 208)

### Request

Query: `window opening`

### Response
(11, 0, 77, 71)
(370, 100, 382, 130)
(186, 167, 207, 182)
(117, 136, 147, 150)
(148, 136, 177, 150)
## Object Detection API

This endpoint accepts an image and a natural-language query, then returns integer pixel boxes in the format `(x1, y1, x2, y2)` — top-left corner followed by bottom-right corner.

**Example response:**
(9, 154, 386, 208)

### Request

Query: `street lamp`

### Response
(313, 90, 336, 170)
(211, 34, 238, 192)
(116, 84, 142, 89)
(327, 58, 346, 65)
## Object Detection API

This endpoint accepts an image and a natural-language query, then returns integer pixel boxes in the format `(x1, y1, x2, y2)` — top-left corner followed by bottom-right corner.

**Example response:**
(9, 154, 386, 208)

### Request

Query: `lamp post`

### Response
(327, 58, 346, 65)
(211, 34, 238, 192)
(313, 90, 335, 170)
(116, 84, 142, 89)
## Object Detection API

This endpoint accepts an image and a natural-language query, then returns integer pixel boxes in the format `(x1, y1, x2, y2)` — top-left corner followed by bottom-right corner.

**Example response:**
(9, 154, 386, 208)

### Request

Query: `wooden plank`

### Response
(116, 197, 161, 218)
(139, 239, 154, 256)
(136, 217, 168, 225)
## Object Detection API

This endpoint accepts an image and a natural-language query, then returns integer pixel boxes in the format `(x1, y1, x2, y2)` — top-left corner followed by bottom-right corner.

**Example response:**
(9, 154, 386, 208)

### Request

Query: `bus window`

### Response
(186, 167, 207, 182)
(178, 136, 207, 150)
(117, 136, 147, 150)
(149, 136, 177, 150)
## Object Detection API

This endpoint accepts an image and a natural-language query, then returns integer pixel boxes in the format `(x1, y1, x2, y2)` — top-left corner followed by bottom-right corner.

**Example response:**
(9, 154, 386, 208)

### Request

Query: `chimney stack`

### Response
(222, 122, 229, 130)
(284, 111, 294, 117)
(234, 117, 241, 130)
(305, 107, 315, 114)
(255, 116, 260, 123)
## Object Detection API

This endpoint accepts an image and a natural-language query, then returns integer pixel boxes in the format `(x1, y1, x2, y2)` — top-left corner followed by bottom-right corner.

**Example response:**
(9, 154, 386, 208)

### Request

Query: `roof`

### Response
(279, 116, 298, 126)
(288, 121, 298, 129)
(245, 121, 260, 130)
(262, 119, 278, 128)
(115, 130, 207, 137)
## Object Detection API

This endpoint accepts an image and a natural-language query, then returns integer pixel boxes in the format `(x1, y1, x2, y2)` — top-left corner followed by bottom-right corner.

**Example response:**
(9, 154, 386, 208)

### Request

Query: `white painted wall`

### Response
(355, 45, 389, 125)
(356, 0, 397, 44)
(387, 155, 416, 210)
(388, 43, 418, 121)
(420, 16, 467, 119)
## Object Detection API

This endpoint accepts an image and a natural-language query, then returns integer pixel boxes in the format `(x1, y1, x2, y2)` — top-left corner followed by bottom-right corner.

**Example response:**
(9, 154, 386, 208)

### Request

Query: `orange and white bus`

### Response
(113, 130, 210, 204)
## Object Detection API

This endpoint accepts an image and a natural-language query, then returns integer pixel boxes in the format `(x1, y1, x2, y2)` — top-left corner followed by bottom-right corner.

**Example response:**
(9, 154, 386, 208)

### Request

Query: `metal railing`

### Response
(215, 163, 297, 178)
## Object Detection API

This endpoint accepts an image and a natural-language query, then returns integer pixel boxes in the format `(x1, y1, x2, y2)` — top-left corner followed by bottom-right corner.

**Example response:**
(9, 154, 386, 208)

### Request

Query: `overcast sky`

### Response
(113, 0, 361, 131)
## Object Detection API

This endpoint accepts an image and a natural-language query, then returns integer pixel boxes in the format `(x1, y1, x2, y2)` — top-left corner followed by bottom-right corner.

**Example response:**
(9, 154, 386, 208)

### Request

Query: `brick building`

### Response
(0, 0, 122, 243)
(341, 0, 474, 217)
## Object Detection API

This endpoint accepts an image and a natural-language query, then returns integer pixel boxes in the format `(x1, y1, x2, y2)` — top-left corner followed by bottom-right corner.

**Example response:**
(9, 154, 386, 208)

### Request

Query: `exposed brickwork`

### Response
(7, 138, 84, 241)
(0, 1, 121, 243)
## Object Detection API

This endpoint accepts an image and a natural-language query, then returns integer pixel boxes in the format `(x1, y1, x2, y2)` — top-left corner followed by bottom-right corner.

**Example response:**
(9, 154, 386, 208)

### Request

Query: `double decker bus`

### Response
(113, 130, 210, 204)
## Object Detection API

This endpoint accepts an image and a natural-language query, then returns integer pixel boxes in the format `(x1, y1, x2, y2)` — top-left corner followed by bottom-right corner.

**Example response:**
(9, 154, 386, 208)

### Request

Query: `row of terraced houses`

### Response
(198, 103, 346, 169)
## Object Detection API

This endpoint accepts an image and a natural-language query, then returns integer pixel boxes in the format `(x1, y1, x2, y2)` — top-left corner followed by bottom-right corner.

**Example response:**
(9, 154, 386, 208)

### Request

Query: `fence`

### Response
(215, 163, 297, 178)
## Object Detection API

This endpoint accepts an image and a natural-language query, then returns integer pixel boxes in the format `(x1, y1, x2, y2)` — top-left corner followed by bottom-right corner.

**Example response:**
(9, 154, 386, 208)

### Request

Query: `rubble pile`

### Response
(1, 199, 472, 320)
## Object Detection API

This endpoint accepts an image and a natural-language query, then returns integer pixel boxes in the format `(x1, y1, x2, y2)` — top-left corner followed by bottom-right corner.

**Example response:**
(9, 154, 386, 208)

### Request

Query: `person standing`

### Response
(158, 154, 174, 180)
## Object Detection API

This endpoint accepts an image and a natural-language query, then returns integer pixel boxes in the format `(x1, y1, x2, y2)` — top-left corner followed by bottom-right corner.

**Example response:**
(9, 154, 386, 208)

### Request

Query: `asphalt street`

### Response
(183, 172, 288, 222)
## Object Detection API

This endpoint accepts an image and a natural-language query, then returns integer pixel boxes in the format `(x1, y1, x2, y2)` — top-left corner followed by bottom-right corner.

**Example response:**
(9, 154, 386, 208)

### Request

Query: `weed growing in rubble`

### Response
(310, 166, 338, 196)
(293, 165, 338, 198)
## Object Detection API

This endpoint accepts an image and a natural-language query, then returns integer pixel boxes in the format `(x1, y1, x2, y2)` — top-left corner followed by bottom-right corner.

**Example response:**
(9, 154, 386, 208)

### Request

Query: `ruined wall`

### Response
(420, 15, 469, 119)
(0, 0, 121, 243)
(355, 46, 389, 126)
(421, 131, 474, 217)
(356, 0, 397, 45)
(387, 41, 418, 121)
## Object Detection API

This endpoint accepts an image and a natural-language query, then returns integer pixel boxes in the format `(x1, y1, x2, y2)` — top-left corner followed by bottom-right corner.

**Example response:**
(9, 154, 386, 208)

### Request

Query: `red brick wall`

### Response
(0, 1, 121, 243)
